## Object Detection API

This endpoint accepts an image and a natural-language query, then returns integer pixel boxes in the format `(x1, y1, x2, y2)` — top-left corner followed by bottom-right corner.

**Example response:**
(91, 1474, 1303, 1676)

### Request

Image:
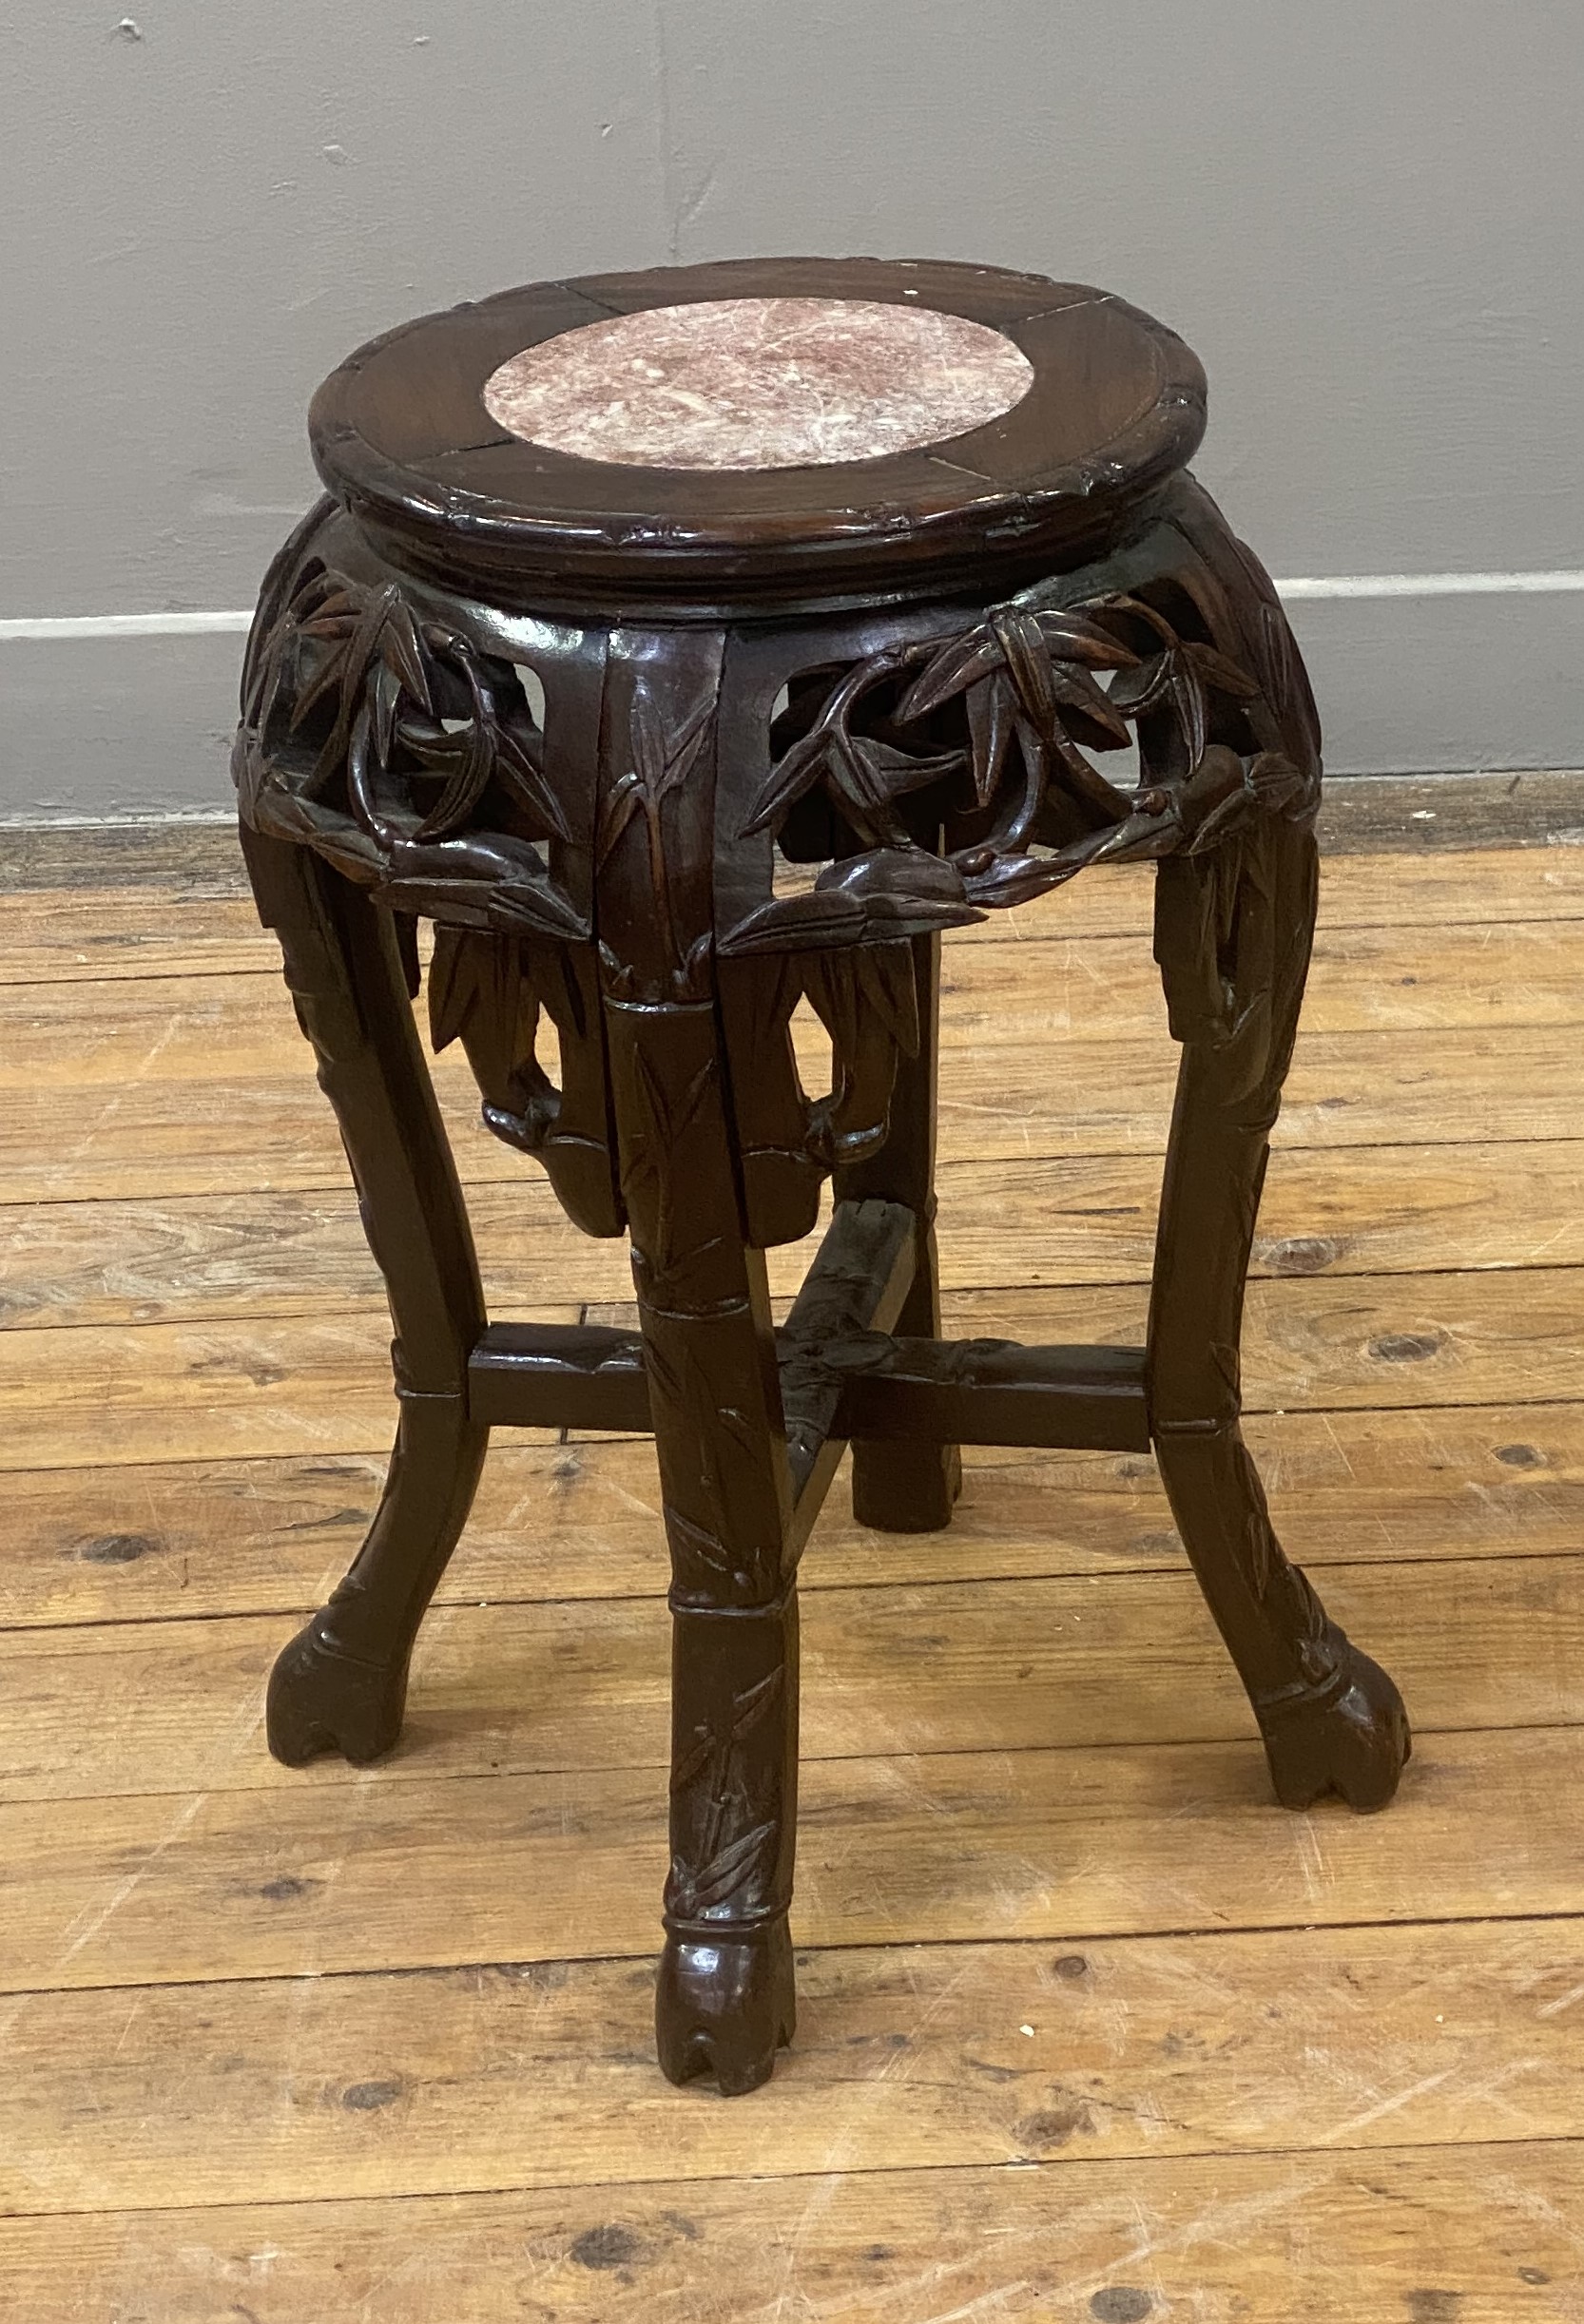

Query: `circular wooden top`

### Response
(309, 257, 1207, 613)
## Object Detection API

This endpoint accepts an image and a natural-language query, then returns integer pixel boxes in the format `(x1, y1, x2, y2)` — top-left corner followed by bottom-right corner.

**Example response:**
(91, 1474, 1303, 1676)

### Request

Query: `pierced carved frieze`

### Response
(723, 554, 1318, 961)
(427, 926, 624, 1238)
(235, 551, 586, 944)
(235, 497, 1323, 1246)
(719, 943, 921, 1248)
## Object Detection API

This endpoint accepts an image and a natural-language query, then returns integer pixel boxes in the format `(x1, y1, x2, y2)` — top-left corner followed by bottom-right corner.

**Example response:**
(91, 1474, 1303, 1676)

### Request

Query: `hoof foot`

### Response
(266, 1614, 408, 1768)
(1259, 1624, 1411, 1813)
(656, 1922, 796, 2095)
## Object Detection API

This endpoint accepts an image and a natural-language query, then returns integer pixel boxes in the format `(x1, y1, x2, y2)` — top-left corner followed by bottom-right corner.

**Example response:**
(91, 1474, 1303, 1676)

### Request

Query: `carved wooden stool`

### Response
(234, 258, 1410, 2096)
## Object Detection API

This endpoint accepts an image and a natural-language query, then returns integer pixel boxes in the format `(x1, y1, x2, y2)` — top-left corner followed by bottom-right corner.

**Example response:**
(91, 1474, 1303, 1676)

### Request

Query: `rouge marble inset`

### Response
(481, 296, 1036, 471)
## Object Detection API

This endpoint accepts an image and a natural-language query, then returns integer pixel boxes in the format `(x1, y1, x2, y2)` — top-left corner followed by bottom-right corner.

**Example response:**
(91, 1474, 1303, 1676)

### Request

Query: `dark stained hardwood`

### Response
(309, 258, 1207, 614)
(233, 256, 1409, 2096)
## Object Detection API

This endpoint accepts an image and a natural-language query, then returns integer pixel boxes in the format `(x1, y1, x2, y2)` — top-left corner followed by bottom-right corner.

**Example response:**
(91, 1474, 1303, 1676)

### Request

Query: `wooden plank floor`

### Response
(2, 836, 1583, 2319)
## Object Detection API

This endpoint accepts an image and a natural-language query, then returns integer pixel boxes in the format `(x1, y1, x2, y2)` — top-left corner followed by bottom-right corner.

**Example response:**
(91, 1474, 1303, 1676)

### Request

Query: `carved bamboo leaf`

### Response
(897, 626, 1005, 720)
(669, 1726, 717, 1795)
(1107, 653, 1174, 719)
(960, 849, 1087, 910)
(288, 627, 357, 736)
(1258, 599, 1299, 716)
(844, 736, 966, 810)
(1184, 791, 1254, 855)
(426, 922, 474, 1053)
(378, 597, 433, 714)
(1033, 608, 1140, 668)
(245, 569, 332, 715)
(424, 924, 531, 1072)
(966, 675, 1014, 807)
(243, 773, 386, 880)
(1177, 744, 1250, 855)
(343, 703, 385, 837)
(595, 772, 647, 869)
(855, 942, 921, 1061)
(379, 838, 587, 942)
(371, 659, 403, 765)
(828, 725, 880, 812)
(338, 587, 403, 736)
(631, 1044, 673, 1151)
(740, 724, 838, 838)
(1052, 666, 1133, 749)
(494, 722, 572, 840)
(629, 679, 667, 796)
(1248, 751, 1308, 816)
(431, 929, 527, 1089)
(671, 1057, 718, 1143)
(724, 843, 976, 954)
(990, 609, 1058, 734)
(728, 1666, 784, 1742)
(484, 880, 588, 940)
(665, 1508, 739, 1595)
(1185, 640, 1261, 701)
(658, 694, 714, 802)
(1170, 663, 1209, 769)
(411, 705, 495, 840)
(674, 1819, 779, 1914)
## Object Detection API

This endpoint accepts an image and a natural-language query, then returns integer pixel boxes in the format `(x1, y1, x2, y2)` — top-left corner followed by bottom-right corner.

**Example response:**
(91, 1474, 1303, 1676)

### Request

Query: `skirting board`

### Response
(0, 588, 1581, 820)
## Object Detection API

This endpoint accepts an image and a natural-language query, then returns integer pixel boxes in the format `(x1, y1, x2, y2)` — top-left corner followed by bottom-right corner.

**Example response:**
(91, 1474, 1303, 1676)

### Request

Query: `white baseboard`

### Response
(3, 574, 1582, 816)
(5, 567, 1584, 641)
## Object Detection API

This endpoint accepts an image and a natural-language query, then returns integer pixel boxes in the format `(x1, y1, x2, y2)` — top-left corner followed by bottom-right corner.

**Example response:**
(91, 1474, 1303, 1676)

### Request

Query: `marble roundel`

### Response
(481, 296, 1035, 471)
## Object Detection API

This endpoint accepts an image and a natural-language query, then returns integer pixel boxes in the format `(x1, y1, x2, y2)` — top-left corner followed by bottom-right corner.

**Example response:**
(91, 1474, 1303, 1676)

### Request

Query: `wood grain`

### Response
(2, 1551, 1578, 1805)
(5, 976, 1584, 1205)
(0, 1311, 570, 1469)
(0, 886, 277, 984)
(4, 1918, 1584, 2214)
(0, 2142, 1574, 2323)
(5, 1266, 1581, 1472)
(2, 1396, 1578, 1630)
(1, 1723, 1577, 1995)
(8, 847, 1584, 982)
(9, 1138, 1584, 1334)
(937, 916, 1584, 1047)
(3, 835, 1581, 2295)
(8, 912, 1584, 1098)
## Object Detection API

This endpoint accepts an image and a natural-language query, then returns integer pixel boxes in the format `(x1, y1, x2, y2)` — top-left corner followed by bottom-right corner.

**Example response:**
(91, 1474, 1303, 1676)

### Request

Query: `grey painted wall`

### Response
(3, 1, 1581, 816)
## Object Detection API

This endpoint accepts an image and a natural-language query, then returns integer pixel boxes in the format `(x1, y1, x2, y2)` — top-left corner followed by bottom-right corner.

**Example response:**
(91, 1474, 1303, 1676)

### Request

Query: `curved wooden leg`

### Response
(268, 1392, 487, 1764)
(1149, 821, 1409, 1815)
(241, 827, 489, 1766)
(835, 930, 962, 1532)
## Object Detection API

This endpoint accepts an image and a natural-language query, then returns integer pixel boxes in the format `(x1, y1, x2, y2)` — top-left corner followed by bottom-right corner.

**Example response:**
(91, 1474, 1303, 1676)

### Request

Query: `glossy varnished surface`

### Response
(223, 255, 1413, 2095)
(309, 257, 1206, 609)
(233, 326, 1409, 2095)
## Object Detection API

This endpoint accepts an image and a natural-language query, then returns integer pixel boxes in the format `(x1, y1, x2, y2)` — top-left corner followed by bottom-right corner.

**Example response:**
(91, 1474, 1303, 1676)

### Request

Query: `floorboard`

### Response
(2, 1394, 1580, 1629)
(0, 2143, 1572, 2324)
(3, 837, 1581, 2314)
(4, 1920, 1583, 2214)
